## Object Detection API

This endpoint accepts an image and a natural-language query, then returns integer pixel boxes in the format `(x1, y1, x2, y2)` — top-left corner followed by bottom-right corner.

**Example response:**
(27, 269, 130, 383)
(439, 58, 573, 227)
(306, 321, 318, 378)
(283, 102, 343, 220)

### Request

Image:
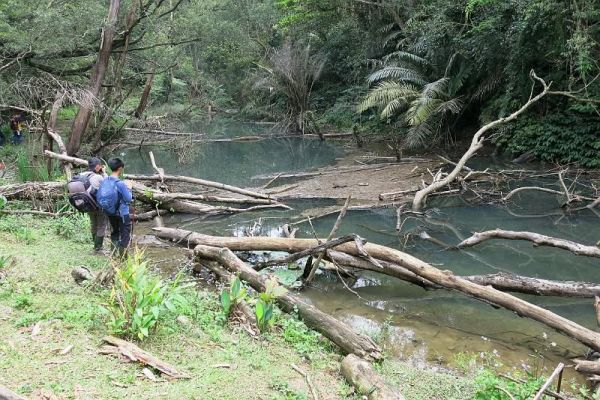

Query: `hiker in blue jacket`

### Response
(97, 158, 133, 257)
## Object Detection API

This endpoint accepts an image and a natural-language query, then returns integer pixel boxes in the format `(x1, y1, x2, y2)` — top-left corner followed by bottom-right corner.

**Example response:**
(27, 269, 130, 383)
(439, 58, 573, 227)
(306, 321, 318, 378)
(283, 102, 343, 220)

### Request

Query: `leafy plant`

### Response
(0, 255, 14, 271)
(220, 276, 247, 317)
(50, 214, 91, 243)
(15, 150, 51, 182)
(474, 370, 545, 400)
(0, 195, 7, 210)
(100, 252, 189, 340)
(255, 278, 287, 332)
(359, 51, 465, 149)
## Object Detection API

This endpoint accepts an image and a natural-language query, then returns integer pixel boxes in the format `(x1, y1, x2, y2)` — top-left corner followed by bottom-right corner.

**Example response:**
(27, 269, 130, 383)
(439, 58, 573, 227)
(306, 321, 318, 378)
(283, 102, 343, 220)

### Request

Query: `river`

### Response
(119, 120, 600, 376)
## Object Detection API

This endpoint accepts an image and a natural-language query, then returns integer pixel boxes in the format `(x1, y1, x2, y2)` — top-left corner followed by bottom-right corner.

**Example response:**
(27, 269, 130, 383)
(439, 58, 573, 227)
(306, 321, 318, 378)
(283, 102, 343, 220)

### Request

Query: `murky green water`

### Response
(126, 123, 600, 374)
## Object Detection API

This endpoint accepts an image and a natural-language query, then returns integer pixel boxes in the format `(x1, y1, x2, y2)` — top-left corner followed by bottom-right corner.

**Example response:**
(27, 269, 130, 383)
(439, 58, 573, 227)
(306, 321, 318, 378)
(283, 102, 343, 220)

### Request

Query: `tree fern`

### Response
(359, 51, 465, 149)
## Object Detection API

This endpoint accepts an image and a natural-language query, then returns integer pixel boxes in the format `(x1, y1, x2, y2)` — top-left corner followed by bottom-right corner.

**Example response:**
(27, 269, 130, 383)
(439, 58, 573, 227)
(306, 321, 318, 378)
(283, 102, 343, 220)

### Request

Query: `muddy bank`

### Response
(256, 150, 436, 205)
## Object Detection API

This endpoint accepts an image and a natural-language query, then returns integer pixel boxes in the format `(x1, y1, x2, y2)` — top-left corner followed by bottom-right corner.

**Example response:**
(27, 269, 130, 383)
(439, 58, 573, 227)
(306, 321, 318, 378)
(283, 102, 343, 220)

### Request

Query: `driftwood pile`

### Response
(154, 226, 600, 391)
(0, 150, 290, 219)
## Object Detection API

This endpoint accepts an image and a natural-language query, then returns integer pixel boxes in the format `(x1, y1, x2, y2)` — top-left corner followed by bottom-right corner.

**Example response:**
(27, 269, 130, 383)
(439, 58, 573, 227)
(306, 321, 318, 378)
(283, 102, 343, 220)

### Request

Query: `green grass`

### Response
(0, 216, 350, 399)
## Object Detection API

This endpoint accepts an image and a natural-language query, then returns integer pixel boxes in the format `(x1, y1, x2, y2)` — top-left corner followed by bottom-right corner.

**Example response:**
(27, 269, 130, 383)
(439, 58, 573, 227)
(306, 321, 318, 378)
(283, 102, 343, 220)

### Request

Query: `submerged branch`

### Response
(457, 229, 600, 258)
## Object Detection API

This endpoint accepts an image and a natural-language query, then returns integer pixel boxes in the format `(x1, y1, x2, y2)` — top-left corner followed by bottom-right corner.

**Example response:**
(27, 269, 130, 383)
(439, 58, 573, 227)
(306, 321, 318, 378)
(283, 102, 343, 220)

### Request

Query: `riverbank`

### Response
(0, 215, 481, 399)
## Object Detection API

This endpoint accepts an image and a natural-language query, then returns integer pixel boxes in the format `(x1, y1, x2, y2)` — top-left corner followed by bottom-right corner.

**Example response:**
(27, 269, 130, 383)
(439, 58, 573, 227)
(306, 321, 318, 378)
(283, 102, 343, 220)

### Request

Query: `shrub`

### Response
(15, 150, 51, 182)
(474, 370, 544, 400)
(255, 278, 287, 332)
(220, 276, 247, 317)
(50, 214, 91, 243)
(100, 252, 190, 340)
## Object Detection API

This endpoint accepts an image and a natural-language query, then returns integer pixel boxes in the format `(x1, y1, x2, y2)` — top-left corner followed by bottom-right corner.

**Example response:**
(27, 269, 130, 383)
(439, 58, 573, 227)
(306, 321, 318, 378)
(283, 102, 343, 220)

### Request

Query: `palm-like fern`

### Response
(359, 52, 465, 148)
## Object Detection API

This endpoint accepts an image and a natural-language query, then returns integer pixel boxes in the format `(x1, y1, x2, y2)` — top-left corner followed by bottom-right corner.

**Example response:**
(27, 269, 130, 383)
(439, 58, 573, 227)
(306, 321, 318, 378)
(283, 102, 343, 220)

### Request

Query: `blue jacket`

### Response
(105, 176, 133, 216)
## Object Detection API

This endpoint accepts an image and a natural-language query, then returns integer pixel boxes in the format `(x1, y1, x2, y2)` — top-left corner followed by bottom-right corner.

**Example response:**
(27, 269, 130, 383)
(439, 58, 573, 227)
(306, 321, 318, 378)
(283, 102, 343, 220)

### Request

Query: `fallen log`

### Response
(193, 244, 383, 361)
(0, 181, 64, 200)
(131, 182, 289, 215)
(574, 359, 600, 375)
(329, 252, 600, 298)
(197, 260, 259, 336)
(457, 229, 600, 258)
(124, 173, 272, 200)
(44, 150, 273, 201)
(100, 336, 187, 378)
(341, 354, 404, 400)
(0, 386, 27, 400)
(155, 228, 600, 351)
(595, 296, 600, 328)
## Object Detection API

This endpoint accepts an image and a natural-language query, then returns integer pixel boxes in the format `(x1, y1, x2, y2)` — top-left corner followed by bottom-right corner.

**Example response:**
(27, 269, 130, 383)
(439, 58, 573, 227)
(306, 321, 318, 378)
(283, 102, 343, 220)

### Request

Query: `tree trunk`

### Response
(134, 73, 154, 118)
(67, 0, 121, 155)
(457, 229, 600, 258)
(154, 228, 600, 351)
(193, 244, 383, 361)
(341, 354, 404, 400)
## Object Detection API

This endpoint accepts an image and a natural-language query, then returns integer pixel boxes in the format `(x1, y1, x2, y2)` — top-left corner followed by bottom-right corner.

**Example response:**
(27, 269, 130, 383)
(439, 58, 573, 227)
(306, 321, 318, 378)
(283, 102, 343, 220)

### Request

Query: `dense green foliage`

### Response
(0, 0, 598, 162)
(100, 252, 190, 340)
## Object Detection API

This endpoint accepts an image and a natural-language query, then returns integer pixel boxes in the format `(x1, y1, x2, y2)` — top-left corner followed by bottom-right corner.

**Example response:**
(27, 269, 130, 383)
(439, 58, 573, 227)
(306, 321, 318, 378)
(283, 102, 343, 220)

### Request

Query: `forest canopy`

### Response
(0, 0, 598, 165)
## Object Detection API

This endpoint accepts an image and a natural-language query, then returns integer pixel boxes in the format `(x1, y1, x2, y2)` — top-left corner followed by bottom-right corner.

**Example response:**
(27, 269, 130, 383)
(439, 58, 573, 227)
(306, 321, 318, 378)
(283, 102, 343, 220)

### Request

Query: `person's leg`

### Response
(89, 211, 98, 241)
(118, 214, 132, 257)
(108, 216, 121, 250)
(95, 212, 108, 251)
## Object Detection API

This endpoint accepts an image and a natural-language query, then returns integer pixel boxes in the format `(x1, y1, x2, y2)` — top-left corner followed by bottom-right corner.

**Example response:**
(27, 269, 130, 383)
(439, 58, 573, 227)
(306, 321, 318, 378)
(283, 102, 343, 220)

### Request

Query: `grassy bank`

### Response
(0, 214, 484, 399)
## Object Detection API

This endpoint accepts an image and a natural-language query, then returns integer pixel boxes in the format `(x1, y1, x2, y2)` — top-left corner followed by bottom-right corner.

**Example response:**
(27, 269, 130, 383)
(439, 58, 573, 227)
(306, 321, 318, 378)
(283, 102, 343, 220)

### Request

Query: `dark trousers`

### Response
(108, 214, 132, 249)
(11, 132, 23, 145)
(88, 210, 108, 238)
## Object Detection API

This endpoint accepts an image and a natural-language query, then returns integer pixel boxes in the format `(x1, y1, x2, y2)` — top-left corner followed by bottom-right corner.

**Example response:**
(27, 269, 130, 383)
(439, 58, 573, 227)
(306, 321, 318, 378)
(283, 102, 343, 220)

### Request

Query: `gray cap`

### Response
(88, 157, 102, 171)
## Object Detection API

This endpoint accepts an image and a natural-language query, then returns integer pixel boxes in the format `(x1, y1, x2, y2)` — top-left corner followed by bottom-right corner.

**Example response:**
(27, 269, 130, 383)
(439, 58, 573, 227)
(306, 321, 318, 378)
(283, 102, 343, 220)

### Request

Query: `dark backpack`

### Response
(67, 173, 99, 212)
(96, 177, 121, 216)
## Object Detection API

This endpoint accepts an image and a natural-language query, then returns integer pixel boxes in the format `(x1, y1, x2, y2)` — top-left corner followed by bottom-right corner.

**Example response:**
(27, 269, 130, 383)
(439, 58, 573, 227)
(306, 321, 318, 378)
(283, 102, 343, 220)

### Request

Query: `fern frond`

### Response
(405, 122, 433, 148)
(382, 51, 430, 69)
(358, 81, 419, 113)
(406, 97, 443, 126)
(436, 97, 463, 114)
(422, 77, 449, 98)
(381, 98, 408, 118)
(367, 67, 427, 86)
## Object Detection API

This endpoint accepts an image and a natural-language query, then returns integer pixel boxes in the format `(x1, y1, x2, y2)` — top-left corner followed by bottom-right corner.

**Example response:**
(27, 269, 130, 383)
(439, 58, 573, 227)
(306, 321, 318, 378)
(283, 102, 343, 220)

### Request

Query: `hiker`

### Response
(66, 157, 108, 253)
(96, 158, 133, 257)
(9, 113, 24, 145)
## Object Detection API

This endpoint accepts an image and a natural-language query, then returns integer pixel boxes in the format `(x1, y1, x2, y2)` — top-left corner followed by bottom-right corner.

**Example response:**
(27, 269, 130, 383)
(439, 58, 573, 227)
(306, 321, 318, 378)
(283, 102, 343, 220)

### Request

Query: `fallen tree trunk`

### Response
(341, 354, 404, 400)
(123, 174, 272, 200)
(328, 252, 600, 298)
(155, 228, 600, 351)
(131, 182, 289, 215)
(0, 386, 27, 400)
(198, 260, 259, 336)
(457, 229, 600, 258)
(43, 150, 273, 201)
(574, 359, 600, 375)
(193, 244, 383, 361)
(0, 181, 64, 200)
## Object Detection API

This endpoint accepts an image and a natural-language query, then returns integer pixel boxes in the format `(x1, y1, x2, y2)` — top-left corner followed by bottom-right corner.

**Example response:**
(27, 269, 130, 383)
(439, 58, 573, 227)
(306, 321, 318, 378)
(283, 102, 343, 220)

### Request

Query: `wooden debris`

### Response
(341, 354, 404, 400)
(0, 385, 28, 400)
(192, 245, 383, 361)
(291, 363, 319, 400)
(533, 363, 564, 400)
(155, 228, 600, 351)
(101, 336, 187, 379)
(457, 229, 600, 258)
